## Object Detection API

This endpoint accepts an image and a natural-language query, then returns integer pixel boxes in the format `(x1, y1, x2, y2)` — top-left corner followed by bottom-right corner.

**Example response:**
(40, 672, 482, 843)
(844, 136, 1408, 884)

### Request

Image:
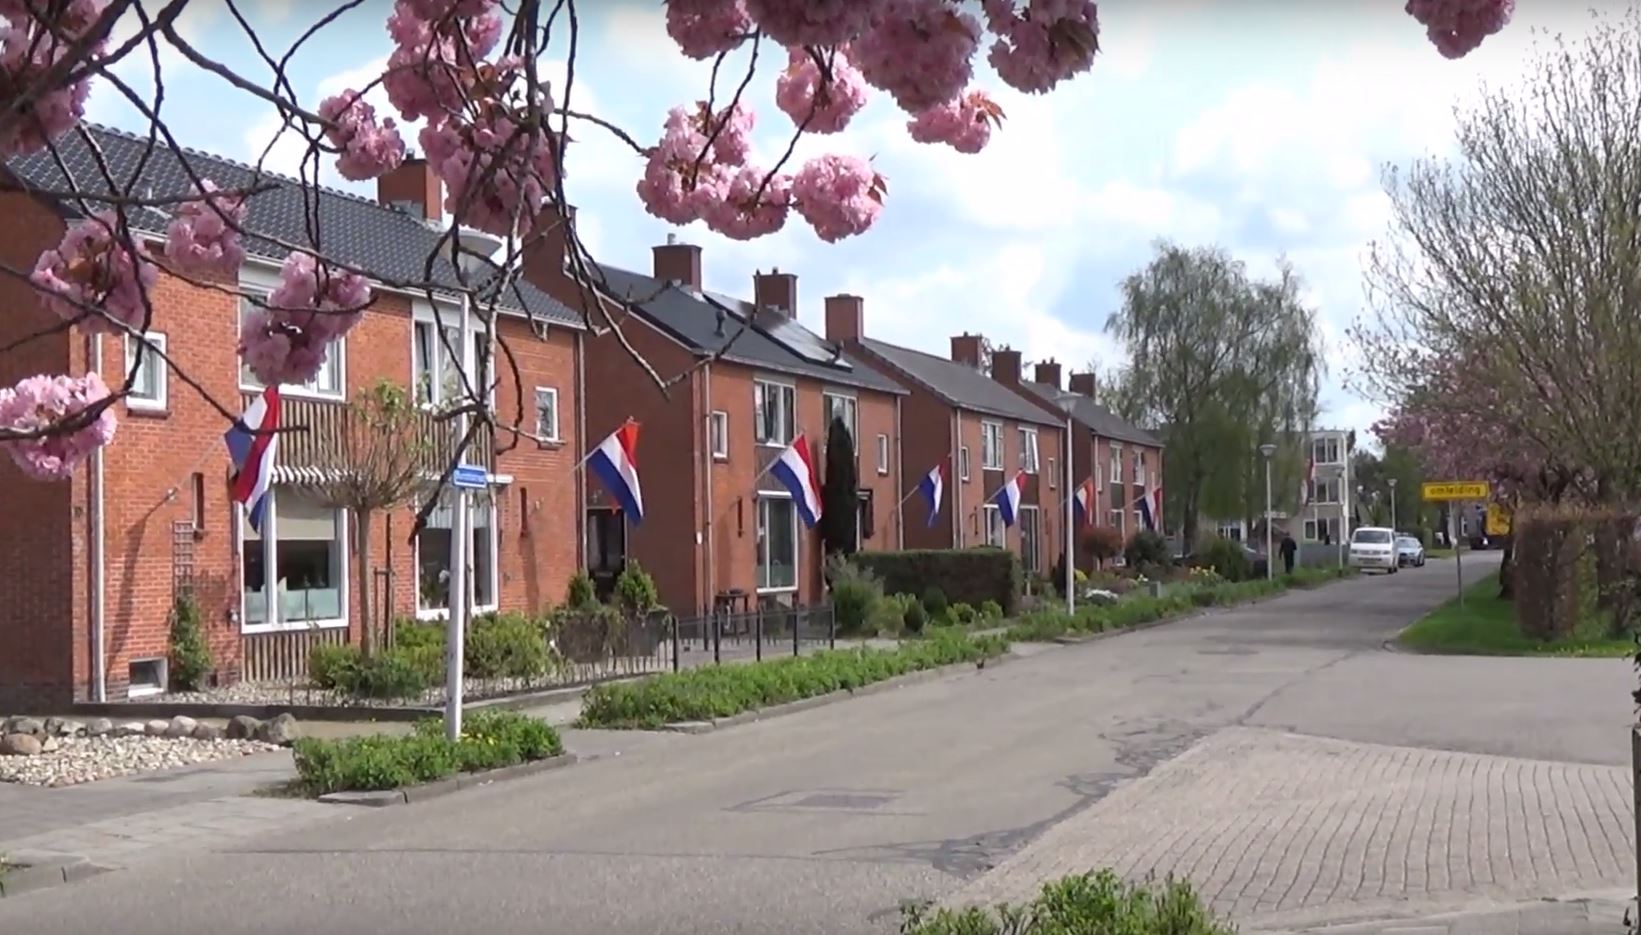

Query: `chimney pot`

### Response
(653, 239, 703, 289)
(950, 333, 984, 368)
(991, 348, 1022, 385)
(825, 294, 865, 343)
(753, 269, 798, 317)
(1069, 372, 1098, 399)
(376, 158, 442, 222)
(1034, 359, 1063, 390)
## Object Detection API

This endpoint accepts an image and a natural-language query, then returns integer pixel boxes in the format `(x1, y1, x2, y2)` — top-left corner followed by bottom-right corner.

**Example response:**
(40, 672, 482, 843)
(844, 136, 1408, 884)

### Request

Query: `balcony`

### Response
(248, 392, 496, 478)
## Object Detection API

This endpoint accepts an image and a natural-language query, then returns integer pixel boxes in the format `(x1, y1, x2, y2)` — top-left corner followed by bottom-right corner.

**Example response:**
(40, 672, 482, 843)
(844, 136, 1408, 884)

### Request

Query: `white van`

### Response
(1349, 527, 1398, 573)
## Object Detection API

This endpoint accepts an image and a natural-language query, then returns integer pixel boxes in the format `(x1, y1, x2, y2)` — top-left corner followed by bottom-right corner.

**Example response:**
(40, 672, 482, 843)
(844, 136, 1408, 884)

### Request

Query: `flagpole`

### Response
(1064, 413, 1074, 615)
(570, 416, 636, 474)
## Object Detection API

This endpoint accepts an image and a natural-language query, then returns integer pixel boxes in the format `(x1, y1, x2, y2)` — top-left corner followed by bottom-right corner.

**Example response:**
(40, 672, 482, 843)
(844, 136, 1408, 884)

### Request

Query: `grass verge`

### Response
(1005, 567, 1355, 642)
(899, 869, 1234, 934)
(1396, 573, 1632, 657)
(577, 629, 1009, 729)
(290, 710, 563, 795)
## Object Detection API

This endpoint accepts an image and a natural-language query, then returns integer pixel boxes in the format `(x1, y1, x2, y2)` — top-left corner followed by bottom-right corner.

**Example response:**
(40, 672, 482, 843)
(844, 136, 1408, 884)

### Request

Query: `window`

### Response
(127, 658, 166, 698)
(532, 387, 560, 444)
(1308, 478, 1340, 504)
(1019, 427, 1039, 473)
(1133, 450, 1146, 487)
(1048, 457, 1056, 488)
(411, 317, 494, 408)
(190, 472, 206, 532)
(1108, 444, 1123, 483)
(981, 421, 1004, 470)
(856, 490, 875, 549)
(710, 410, 729, 460)
(1019, 506, 1041, 572)
(1218, 521, 1244, 542)
(959, 445, 971, 481)
(1303, 519, 1318, 541)
(823, 392, 857, 445)
(240, 489, 346, 629)
(875, 433, 889, 475)
(417, 490, 498, 614)
(1108, 508, 1124, 532)
(754, 380, 796, 446)
(982, 504, 1006, 547)
(1312, 436, 1341, 465)
(124, 332, 167, 411)
(240, 296, 343, 397)
(756, 496, 798, 591)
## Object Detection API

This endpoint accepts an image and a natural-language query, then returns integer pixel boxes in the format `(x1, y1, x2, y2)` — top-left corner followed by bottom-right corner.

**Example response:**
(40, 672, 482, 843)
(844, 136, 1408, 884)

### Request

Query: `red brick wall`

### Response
(895, 387, 954, 549)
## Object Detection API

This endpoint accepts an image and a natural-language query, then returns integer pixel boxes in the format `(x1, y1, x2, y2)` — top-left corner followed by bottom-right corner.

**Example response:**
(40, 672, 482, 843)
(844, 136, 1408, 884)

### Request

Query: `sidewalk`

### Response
(1266, 897, 1632, 934)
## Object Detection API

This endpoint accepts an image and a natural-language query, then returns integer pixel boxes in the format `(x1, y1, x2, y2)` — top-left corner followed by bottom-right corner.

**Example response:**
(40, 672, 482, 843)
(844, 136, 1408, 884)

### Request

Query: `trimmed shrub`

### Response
(292, 710, 562, 795)
(1124, 529, 1171, 570)
(1082, 525, 1126, 566)
(308, 642, 438, 700)
(466, 612, 552, 680)
(168, 592, 213, 691)
(1199, 536, 1251, 582)
(902, 868, 1233, 935)
(979, 599, 1003, 620)
(828, 557, 884, 635)
(614, 561, 660, 616)
(903, 599, 927, 634)
(855, 548, 1024, 614)
(565, 571, 598, 608)
(921, 586, 949, 619)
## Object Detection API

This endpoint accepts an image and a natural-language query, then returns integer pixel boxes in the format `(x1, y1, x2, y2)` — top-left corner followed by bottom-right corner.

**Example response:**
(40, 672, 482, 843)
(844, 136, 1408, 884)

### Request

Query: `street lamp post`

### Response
(1388, 477, 1399, 533)
(1259, 443, 1276, 580)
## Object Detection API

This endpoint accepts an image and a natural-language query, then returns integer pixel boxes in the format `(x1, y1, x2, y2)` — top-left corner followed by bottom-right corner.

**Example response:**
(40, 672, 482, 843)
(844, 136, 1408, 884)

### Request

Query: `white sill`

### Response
(126, 684, 164, 698)
(126, 397, 167, 414)
(755, 586, 798, 595)
(242, 618, 348, 635)
(238, 381, 344, 402)
(415, 605, 499, 621)
(877, 468, 889, 476)
(756, 440, 791, 449)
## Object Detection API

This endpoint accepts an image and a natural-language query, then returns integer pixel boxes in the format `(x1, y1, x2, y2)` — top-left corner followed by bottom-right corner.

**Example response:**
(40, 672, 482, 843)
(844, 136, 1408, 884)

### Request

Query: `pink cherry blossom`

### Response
(907, 90, 1005, 154)
(743, 0, 884, 46)
(419, 73, 561, 237)
(239, 307, 335, 387)
(791, 154, 885, 242)
(0, 372, 117, 481)
(774, 47, 868, 133)
(0, 1, 108, 157)
(318, 89, 407, 181)
(1405, 0, 1513, 59)
(665, 0, 752, 59)
(853, 0, 980, 113)
(31, 211, 157, 333)
(700, 166, 791, 239)
(269, 251, 372, 333)
(163, 180, 247, 276)
(380, 0, 503, 126)
(985, 0, 1100, 95)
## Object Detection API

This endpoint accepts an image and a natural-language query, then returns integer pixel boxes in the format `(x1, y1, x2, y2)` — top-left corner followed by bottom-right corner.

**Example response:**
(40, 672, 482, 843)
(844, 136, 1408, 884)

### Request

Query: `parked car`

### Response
(1349, 527, 1399, 574)
(1395, 535, 1426, 568)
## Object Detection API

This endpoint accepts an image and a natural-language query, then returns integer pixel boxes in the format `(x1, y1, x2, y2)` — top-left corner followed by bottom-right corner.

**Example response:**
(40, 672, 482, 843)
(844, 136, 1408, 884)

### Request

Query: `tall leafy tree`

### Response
(1105, 241, 1323, 545)
(819, 417, 859, 557)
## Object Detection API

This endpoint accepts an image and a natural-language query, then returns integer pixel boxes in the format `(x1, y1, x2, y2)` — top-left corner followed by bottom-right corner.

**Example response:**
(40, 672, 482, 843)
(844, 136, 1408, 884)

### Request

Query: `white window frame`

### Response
(236, 486, 351, 635)
(822, 391, 858, 446)
(414, 488, 502, 620)
(1134, 449, 1146, 487)
(710, 410, 730, 460)
(533, 386, 560, 445)
(411, 302, 492, 410)
(124, 331, 168, 412)
(1019, 427, 1039, 474)
(237, 292, 346, 400)
(1309, 478, 1339, 504)
(1108, 507, 1124, 534)
(982, 504, 1006, 547)
(1109, 443, 1123, 484)
(875, 433, 889, 475)
(754, 378, 796, 447)
(980, 420, 1004, 470)
(1019, 505, 1041, 571)
(1304, 519, 1318, 541)
(1312, 436, 1341, 465)
(958, 445, 971, 481)
(756, 493, 799, 593)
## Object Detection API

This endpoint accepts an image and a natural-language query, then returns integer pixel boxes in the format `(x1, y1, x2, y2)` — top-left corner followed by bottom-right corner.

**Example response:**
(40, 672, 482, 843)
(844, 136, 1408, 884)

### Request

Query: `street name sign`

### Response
(452, 463, 489, 490)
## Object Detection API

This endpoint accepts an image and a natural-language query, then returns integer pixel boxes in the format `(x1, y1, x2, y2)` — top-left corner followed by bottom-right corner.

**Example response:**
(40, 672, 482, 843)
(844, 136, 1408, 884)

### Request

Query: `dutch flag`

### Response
(770, 435, 823, 528)
(1073, 477, 1094, 527)
(224, 386, 282, 534)
(1137, 485, 1164, 533)
(588, 420, 645, 524)
(993, 471, 1023, 527)
(917, 462, 945, 527)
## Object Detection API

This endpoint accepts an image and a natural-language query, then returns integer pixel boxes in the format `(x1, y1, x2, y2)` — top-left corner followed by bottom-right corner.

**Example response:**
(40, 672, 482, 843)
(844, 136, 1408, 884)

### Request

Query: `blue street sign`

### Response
(451, 463, 489, 490)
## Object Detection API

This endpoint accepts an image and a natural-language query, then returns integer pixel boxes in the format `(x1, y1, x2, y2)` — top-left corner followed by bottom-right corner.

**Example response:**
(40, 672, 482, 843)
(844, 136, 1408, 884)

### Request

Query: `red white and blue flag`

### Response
(993, 471, 1024, 527)
(1137, 485, 1164, 534)
(917, 461, 945, 527)
(1072, 477, 1095, 527)
(224, 386, 282, 534)
(770, 435, 823, 528)
(588, 420, 644, 524)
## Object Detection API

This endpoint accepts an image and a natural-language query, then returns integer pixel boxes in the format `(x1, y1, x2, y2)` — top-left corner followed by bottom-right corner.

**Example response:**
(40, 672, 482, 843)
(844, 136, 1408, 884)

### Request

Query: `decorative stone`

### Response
(254, 713, 300, 746)
(84, 718, 114, 738)
(39, 735, 59, 753)
(114, 721, 147, 737)
(143, 719, 171, 736)
(163, 715, 198, 738)
(226, 715, 260, 740)
(0, 733, 43, 756)
(191, 723, 224, 741)
(4, 717, 42, 737)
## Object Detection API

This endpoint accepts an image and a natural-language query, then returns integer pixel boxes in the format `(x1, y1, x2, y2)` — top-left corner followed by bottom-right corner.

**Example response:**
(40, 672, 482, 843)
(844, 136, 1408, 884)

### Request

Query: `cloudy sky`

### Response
(86, 0, 1620, 437)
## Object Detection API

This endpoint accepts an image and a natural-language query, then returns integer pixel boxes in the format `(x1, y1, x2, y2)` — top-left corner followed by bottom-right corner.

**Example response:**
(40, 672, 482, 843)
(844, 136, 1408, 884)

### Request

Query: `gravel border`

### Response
(315, 752, 580, 807)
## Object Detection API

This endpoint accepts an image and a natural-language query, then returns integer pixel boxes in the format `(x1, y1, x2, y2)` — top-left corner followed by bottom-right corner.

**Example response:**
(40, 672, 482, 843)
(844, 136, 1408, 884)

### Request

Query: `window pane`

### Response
(781, 386, 795, 444)
(272, 494, 342, 622)
(758, 498, 797, 590)
(535, 389, 556, 439)
(414, 322, 434, 404)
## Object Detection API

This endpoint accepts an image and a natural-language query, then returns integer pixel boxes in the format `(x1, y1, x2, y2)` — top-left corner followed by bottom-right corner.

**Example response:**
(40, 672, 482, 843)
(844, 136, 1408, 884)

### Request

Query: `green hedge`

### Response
(901, 869, 1233, 934)
(290, 710, 563, 795)
(577, 630, 1009, 729)
(855, 548, 1024, 614)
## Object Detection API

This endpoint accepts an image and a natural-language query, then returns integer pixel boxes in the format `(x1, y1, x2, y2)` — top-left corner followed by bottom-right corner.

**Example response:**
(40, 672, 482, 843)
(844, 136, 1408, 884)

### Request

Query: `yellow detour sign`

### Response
(1486, 503, 1511, 536)
(1422, 481, 1490, 502)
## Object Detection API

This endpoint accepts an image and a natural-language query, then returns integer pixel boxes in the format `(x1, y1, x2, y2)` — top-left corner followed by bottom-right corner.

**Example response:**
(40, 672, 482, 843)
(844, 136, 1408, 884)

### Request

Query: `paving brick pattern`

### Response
(948, 727, 1635, 928)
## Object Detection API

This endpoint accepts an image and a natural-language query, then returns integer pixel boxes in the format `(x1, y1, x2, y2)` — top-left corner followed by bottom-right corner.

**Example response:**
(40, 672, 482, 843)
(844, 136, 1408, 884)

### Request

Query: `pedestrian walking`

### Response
(1280, 531, 1298, 575)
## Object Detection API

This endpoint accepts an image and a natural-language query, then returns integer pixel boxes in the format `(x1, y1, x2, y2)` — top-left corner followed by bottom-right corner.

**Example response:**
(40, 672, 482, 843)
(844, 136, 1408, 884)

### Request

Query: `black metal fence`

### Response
(667, 603, 838, 671)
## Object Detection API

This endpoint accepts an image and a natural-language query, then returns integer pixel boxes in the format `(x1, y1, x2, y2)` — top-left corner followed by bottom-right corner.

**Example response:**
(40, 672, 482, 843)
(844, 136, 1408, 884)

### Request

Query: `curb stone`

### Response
(315, 752, 579, 807)
(1045, 578, 1352, 646)
(652, 652, 1018, 734)
(0, 851, 110, 898)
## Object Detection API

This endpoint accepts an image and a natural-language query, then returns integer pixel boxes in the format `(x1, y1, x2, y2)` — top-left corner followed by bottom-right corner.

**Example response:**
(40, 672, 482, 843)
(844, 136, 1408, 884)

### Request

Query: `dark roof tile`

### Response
(859, 338, 1061, 426)
(1019, 381, 1160, 446)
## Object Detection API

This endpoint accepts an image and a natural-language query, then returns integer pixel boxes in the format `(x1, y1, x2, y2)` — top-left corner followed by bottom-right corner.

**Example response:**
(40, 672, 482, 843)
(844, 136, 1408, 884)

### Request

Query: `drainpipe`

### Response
(950, 409, 961, 547)
(894, 394, 904, 550)
(701, 361, 715, 614)
(88, 333, 106, 702)
(575, 329, 586, 571)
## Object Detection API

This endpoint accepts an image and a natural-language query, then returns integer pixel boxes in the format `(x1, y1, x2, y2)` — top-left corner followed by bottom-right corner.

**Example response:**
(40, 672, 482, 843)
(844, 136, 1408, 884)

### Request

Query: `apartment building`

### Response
(1296, 428, 1354, 543)
(0, 128, 586, 706)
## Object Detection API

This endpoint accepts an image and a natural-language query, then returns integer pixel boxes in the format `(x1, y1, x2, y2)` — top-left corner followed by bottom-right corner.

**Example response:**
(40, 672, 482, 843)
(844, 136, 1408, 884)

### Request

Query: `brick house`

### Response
(829, 313, 1067, 578)
(522, 233, 908, 616)
(994, 359, 1165, 567)
(0, 127, 587, 707)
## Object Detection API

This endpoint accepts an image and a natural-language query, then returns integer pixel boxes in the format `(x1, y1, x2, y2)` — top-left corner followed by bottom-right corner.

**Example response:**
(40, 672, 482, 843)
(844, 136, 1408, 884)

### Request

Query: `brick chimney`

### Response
(951, 333, 984, 368)
(991, 347, 1022, 385)
(825, 294, 864, 344)
(1034, 359, 1062, 389)
(652, 234, 702, 290)
(753, 268, 798, 316)
(1069, 372, 1097, 398)
(377, 158, 442, 222)
(520, 205, 576, 294)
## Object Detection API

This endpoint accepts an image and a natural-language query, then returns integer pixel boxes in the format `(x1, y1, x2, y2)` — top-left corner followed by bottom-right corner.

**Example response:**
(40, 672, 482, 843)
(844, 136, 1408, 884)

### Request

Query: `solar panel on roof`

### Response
(759, 313, 853, 369)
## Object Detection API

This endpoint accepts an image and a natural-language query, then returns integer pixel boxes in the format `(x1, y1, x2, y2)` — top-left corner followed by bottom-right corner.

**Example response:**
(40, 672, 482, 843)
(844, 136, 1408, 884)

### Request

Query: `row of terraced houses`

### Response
(0, 126, 1162, 707)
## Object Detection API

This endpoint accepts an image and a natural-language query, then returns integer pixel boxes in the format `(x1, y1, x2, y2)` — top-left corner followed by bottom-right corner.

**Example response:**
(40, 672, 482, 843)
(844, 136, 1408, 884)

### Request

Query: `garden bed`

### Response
(289, 710, 566, 798)
(1396, 573, 1631, 657)
(902, 869, 1234, 934)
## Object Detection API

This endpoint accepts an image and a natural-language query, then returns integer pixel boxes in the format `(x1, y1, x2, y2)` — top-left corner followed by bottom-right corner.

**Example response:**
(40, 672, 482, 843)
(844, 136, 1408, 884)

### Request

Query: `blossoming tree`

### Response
(0, 0, 1513, 485)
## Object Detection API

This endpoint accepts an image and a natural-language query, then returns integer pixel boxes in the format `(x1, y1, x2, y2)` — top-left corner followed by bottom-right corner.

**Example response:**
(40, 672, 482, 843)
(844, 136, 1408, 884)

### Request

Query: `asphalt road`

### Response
(3, 553, 1632, 935)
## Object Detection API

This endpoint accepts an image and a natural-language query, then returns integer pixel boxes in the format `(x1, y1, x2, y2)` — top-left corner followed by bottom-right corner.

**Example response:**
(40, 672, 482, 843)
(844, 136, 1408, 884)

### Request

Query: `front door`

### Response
(586, 508, 627, 601)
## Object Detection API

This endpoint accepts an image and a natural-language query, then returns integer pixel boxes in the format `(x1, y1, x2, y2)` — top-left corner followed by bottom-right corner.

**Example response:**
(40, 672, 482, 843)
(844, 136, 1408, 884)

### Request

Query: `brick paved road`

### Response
(946, 726, 1635, 930)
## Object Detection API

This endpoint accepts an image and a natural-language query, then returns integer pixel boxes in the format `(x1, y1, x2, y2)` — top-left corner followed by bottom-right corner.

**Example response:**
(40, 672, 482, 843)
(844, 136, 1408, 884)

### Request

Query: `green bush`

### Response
(901, 869, 1233, 935)
(577, 630, 1008, 729)
(979, 599, 1003, 620)
(1124, 529, 1171, 570)
(565, 570, 599, 608)
(168, 592, 213, 691)
(1199, 536, 1251, 582)
(855, 548, 1024, 614)
(872, 592, 916, 635)
(291, 710, 563, 795)
(903, 599, 928, 634)
(828, 556, 884, 635)
(950, 602, 976, 626)
(466, 612, 553, 680)
(306, 643, 437, 700)
(922, 586, 949, 618)
(613, 561, 660, 615)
